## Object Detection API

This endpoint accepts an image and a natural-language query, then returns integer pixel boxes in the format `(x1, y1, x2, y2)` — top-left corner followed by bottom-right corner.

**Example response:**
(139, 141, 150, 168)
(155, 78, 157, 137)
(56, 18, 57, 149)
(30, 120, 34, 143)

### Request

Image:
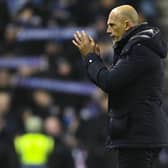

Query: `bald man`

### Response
(73, 5, 168, 168)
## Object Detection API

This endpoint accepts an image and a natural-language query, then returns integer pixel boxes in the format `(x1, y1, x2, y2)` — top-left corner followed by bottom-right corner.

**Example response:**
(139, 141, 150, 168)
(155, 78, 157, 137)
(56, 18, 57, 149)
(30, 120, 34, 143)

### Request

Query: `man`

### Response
(72, 5, 168, 168)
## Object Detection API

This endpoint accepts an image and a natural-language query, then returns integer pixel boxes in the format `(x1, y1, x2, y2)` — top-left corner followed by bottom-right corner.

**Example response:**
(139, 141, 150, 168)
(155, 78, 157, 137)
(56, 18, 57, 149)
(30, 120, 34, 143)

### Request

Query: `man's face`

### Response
(106, 12, 126, 43)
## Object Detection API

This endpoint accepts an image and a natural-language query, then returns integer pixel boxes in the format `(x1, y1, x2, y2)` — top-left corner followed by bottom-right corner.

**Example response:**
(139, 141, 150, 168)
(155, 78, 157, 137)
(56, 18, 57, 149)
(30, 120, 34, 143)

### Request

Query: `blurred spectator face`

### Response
(0, 70, 11, 87)
(100, 0, 116, 9)
(5, 25, 18, 43)
(18, 8, 33, 22)
(95, 17, 106, 33)
(57, 60, 72, 77)
(33, 90, 52, 107)
(92, 88, 104, 102)
(22, 109, 33, 124)
(92, 88, 108, 112)
(99, 41, 113, 55)
(44, 116, 62, 137)
(45, 42, 62, 56)
(98, 41, 113, 66)
(18, 66, 36, 77)
(24, 115, 43, 132)
(0, 92, 11, 114)
(15, 6, 41, 27)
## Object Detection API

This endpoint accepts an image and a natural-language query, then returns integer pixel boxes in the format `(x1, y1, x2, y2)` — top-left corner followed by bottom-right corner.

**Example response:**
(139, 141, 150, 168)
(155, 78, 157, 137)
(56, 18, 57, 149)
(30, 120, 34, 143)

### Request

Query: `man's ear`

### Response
(125, 20, 131, 31)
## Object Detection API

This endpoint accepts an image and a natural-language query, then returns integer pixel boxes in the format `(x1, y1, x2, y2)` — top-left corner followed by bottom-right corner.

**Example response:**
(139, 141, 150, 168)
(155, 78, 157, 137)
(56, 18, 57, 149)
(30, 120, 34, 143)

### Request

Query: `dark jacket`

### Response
(47, 137, 74, 168)
(0, 130, 19, 168)
(85, 23, 168, 148)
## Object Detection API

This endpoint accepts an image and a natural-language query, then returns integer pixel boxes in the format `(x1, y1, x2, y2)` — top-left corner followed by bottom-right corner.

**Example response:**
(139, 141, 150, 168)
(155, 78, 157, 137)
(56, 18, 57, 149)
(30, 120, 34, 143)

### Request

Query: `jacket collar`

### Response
(112, 23, 151, 65)
(114, 22, 150, 50)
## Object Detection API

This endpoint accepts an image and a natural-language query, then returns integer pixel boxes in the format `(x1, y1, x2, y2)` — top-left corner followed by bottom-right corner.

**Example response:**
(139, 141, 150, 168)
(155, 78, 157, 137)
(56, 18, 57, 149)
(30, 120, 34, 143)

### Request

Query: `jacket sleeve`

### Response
(85, 44, 159, 93)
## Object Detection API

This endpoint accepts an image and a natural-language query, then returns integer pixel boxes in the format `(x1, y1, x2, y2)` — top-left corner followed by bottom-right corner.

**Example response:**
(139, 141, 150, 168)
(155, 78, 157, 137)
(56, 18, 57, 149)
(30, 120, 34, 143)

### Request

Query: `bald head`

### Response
(107, 5, 139, 43)
(110, 5, 139, 25)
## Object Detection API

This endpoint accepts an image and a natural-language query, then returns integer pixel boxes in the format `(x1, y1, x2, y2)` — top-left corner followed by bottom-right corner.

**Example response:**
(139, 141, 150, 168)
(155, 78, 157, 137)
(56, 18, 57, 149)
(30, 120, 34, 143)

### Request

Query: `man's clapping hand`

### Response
(72, 30, 100, 58)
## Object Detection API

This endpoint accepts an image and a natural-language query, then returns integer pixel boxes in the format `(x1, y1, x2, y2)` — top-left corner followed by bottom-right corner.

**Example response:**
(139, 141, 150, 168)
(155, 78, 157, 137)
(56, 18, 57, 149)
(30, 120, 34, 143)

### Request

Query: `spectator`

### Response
(0, 117, 19, 168)
(31, 90, 60, 119)
(14, 4, 42, 28)
(76, 89, 116, 168)
(44, 116, 75, 168)
(14, 115, 54, 168)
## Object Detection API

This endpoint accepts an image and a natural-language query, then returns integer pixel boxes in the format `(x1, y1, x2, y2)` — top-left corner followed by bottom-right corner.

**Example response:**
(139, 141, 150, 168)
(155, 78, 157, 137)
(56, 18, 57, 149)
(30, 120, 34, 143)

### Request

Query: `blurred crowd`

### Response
(0, 0, 168, 168)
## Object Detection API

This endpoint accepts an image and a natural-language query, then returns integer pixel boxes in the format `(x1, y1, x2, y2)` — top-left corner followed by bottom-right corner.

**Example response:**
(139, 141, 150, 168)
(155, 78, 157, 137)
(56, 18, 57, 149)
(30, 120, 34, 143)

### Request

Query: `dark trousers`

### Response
(117, 148, 161, 168)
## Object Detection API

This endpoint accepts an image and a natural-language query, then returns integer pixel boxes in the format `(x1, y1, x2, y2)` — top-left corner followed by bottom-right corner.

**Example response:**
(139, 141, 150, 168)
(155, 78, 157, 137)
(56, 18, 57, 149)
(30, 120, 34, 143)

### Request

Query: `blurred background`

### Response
(0, 0, 168, 168)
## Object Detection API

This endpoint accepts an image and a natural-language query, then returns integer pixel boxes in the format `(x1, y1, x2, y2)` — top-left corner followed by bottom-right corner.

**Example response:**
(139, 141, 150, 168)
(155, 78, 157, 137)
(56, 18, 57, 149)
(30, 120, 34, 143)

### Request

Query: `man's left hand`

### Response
(72, 31, 98, 58)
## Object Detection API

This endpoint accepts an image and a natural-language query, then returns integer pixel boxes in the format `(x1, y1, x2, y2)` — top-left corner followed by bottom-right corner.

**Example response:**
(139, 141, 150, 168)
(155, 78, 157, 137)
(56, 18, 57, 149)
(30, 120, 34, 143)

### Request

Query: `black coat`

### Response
(76, 113, 117, 168)
(0, 130, 19, 168)
(85, 23, 168, 148)
(47, 137, 74, 168)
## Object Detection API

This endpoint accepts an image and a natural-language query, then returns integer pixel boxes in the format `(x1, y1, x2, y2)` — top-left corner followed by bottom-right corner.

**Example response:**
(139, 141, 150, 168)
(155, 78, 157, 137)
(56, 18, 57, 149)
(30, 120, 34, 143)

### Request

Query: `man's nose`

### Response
(106, 27, 111, 34)
(106, 27, 110, 33)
